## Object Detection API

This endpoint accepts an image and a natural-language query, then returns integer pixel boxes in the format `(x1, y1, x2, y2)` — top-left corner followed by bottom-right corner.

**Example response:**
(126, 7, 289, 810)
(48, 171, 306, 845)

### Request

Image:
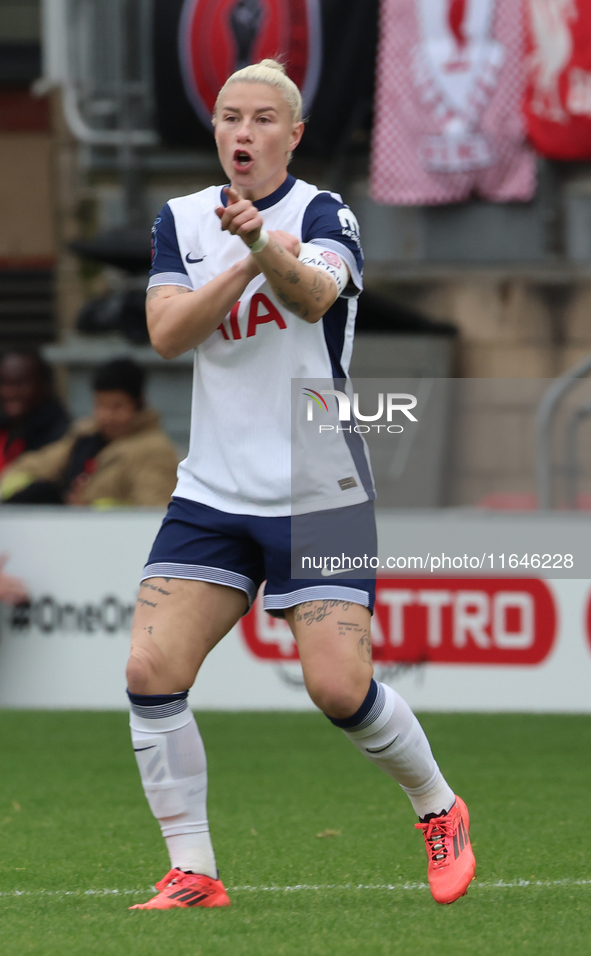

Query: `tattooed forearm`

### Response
(276, 292, 309, 318)
(271, 266, 301, 286)
(146, 285, 190, 302)
(294, 600, 352, 626)
(307, 271, 330, 303)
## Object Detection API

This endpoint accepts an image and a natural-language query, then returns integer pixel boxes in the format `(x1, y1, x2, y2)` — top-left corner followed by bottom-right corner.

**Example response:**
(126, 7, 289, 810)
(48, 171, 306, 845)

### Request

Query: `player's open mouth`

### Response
(233, 149, 253, 170)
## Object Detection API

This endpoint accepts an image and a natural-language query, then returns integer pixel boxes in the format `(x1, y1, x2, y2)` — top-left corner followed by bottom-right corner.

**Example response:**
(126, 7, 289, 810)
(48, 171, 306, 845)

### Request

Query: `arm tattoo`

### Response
(271, 239, 286, 258)
(308, 271, 329, 303)
(276, 291, 309, 318)
(265, 239, 335, 317)
(146, 285, 191, 302)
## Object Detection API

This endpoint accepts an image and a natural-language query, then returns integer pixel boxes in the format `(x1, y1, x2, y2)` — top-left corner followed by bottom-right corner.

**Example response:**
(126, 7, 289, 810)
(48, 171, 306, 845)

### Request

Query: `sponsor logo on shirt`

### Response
(217, 293, 287, 340)
(337, 207, 361, 246)
(186, 252, 206, 264)
(151, 217, 161, 265)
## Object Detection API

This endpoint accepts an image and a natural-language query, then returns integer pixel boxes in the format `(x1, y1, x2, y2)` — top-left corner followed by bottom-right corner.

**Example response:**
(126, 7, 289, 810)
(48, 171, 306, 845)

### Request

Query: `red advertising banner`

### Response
(240, 577, 557, 666)
(525, 0, 591, 159)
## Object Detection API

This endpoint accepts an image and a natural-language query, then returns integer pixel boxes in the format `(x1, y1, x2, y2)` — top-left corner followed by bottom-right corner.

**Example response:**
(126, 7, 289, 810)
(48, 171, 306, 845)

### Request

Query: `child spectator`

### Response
(1, 359, 178, 508)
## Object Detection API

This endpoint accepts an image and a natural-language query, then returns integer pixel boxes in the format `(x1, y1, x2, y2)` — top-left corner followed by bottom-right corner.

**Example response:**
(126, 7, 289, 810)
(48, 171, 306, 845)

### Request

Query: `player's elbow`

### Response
(304, 293, 338, 324)
(302, 308, 325, 324)
(150, 339, 179, 360)
(151, 337, 181, 360)
(148, 322, 183, 360)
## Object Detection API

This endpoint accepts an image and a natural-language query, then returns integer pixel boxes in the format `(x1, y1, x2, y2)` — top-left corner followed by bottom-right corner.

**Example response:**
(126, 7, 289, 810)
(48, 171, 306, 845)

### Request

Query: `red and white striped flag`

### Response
(370, 0, 536, 205)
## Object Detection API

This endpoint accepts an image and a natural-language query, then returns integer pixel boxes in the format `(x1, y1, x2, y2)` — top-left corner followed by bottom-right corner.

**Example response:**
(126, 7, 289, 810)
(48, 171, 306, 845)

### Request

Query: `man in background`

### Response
(0, 351, 70, 473)
(1, 359, 178, 508)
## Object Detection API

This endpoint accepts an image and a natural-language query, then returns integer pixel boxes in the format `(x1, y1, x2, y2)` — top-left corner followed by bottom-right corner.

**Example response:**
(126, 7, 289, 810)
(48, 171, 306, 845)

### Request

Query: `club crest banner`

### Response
(179, 0, 321, 128)
(525, 0, 591, 160)
(152, 0, 378, 157)
(370, 0, 536, 204)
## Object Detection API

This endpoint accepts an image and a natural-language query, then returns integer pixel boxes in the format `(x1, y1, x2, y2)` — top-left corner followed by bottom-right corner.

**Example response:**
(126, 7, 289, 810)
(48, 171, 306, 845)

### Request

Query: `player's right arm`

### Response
(146, 258, 258, 359)
(147, 200, 261, 359)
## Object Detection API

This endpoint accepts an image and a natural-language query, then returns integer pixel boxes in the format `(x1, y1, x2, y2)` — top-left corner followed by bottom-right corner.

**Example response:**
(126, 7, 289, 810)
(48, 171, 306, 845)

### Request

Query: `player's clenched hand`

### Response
(215, 186, 263, 248)
(267, 230, 301, 258)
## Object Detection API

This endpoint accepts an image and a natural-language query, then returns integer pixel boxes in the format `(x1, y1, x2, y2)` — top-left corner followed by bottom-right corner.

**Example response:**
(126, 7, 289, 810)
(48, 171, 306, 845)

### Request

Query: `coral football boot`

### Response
(129, 869, 231, 910)
(415, 795, 476, 905)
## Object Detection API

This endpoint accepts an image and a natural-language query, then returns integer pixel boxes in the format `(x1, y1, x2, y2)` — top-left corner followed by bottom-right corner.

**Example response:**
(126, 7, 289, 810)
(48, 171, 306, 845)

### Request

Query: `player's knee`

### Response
(307, 678, 368, 721)
(126, 652, 156, 695)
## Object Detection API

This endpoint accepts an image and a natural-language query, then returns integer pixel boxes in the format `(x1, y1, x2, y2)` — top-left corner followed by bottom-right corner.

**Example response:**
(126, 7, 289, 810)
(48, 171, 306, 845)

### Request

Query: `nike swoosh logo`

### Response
(133, 746, 156, 752)
(186, 253, 206, 263)
(320, 566, 354, 577)
(366, 735, 399, 754)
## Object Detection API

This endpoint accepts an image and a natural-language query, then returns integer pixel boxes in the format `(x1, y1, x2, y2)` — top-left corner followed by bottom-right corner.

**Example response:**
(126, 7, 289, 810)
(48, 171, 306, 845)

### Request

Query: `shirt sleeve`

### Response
(148, 203, 193, 290)
(301, 193, 364, 297)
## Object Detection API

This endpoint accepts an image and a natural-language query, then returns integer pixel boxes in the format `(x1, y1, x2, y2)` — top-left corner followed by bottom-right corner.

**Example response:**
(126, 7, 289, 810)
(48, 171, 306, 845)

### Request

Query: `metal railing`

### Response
(38, 0, 157, 147)
(536, 352, 591, 509)
(38, 0, 159, 225)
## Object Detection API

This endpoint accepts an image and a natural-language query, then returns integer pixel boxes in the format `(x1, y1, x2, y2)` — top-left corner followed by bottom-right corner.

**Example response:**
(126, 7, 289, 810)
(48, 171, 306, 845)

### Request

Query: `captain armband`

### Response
(297, 242, 351, 296)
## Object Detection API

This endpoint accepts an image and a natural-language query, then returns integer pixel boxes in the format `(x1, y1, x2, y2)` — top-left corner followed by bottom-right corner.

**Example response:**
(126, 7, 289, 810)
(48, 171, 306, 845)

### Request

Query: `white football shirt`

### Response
(149, 174, 375, 516)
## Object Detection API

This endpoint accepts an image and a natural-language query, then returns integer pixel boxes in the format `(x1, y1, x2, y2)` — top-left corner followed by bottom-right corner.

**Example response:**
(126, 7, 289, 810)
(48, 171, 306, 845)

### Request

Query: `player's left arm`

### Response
(216, 187, 344, 323)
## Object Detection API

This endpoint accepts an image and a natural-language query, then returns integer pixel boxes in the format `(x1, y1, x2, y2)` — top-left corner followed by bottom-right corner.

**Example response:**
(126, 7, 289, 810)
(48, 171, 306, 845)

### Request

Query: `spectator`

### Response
(0, 555, 28, 605)
(0, 359, 178, 507)
(0, 351, 70, 473)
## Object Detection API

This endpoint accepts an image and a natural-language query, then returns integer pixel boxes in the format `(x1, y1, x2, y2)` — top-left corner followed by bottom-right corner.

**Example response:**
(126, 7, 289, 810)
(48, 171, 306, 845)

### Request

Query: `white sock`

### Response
(335, 681, 455, 819)
(129, 696, 217, 878)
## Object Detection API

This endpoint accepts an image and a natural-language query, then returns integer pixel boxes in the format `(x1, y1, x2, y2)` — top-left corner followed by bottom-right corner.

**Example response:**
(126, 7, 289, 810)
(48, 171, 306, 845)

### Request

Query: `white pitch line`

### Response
(1, 878, 591, 899)
(231, 879, 591, 891)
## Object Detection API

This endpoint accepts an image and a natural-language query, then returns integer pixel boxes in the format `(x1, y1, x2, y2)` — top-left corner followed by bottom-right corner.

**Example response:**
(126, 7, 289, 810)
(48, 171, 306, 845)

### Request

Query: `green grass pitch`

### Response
(0, 710, 589, 956)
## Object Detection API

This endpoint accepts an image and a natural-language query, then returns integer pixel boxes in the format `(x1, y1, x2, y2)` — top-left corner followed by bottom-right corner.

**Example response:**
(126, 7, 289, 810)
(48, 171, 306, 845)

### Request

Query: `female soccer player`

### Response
(126, 59, 475, 910)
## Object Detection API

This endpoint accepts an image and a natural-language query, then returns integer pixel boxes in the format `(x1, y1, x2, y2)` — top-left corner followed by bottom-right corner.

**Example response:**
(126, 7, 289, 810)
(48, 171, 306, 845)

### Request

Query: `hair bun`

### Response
(258, 58, 286, 74)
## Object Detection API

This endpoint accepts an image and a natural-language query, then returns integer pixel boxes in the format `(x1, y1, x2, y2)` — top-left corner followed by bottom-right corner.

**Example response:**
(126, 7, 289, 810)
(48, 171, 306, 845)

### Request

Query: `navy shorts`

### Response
(142, 497, 376, 617)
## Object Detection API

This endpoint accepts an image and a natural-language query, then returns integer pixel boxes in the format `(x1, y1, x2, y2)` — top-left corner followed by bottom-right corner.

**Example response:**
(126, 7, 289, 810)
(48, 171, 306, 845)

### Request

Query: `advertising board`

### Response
(0, 509, 588, 712)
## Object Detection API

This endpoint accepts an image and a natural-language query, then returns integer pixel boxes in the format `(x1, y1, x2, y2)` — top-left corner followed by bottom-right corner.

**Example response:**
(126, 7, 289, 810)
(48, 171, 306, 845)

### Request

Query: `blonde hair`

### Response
(213, 59, 303, 124)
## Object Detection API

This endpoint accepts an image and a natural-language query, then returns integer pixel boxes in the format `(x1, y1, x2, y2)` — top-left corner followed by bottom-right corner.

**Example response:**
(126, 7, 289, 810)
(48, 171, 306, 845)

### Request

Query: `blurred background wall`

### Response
(2, 0, 591, 507)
